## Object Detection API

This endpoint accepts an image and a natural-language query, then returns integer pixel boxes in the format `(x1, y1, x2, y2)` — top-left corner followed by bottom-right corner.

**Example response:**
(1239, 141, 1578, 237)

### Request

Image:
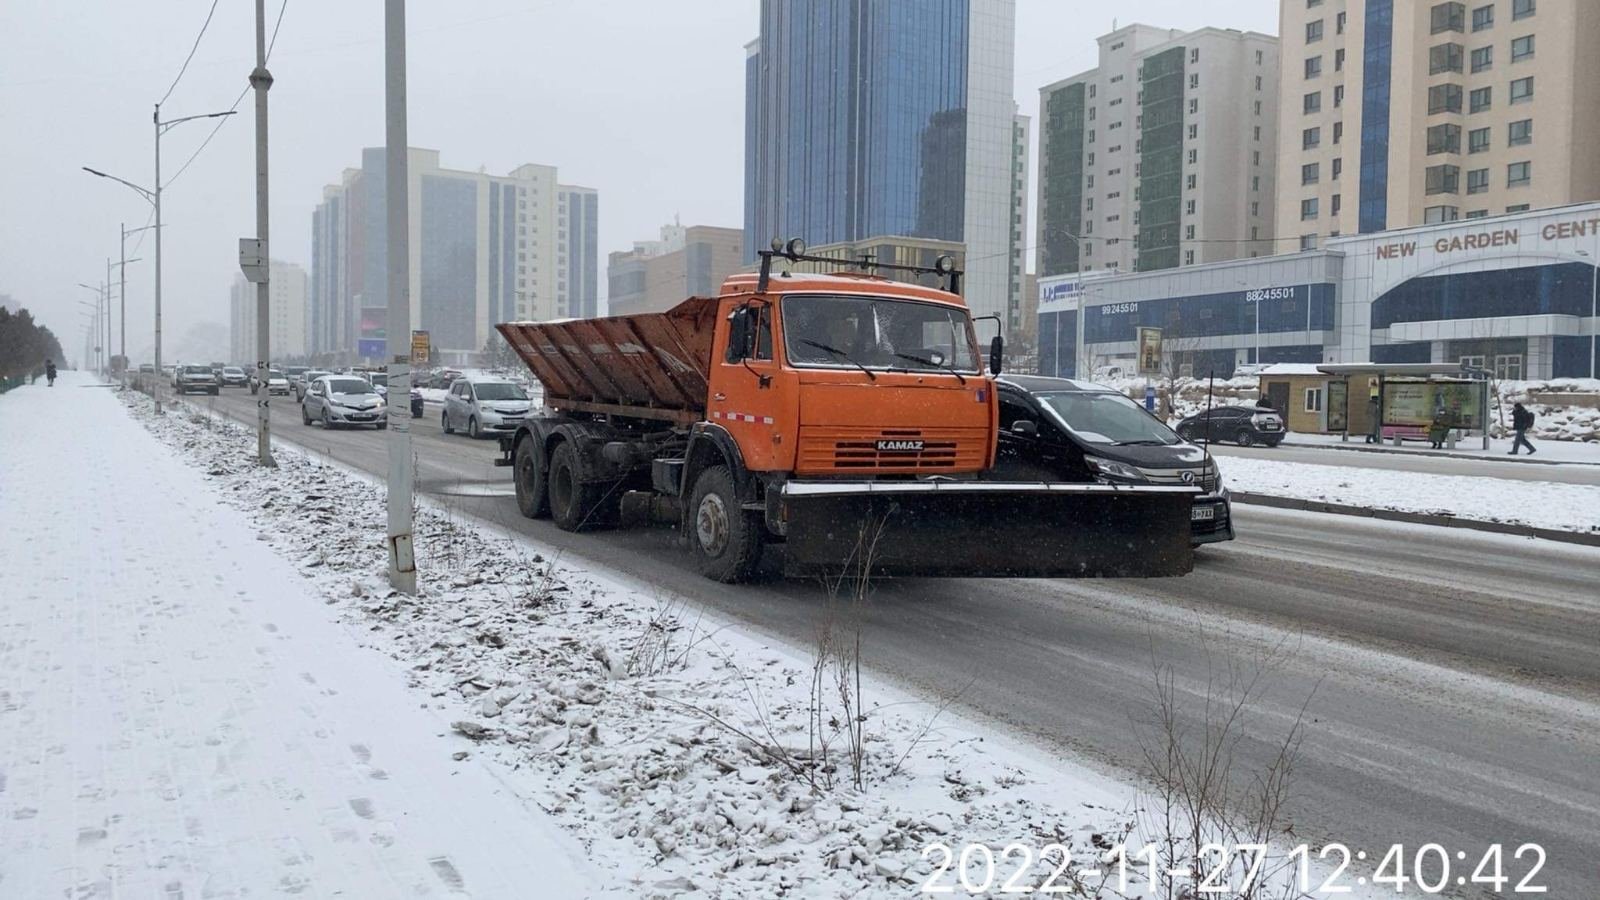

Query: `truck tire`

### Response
(547, 442, 615, 531)
(688, 465, 764, 583)
(513, 436, 550, 519)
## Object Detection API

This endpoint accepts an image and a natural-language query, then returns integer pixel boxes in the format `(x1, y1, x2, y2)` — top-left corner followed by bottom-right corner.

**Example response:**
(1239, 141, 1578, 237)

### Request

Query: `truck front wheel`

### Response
(513, 436, 550, 519)
(689, 465, 764, 583)
(548, 442, 615, 531)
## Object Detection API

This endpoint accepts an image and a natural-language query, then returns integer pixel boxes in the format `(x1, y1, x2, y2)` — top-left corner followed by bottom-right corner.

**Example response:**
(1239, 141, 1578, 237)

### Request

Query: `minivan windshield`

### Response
(782, 295, 978, 373)
(1035, 391, 1181, 446)
(473, 382, 528, 401)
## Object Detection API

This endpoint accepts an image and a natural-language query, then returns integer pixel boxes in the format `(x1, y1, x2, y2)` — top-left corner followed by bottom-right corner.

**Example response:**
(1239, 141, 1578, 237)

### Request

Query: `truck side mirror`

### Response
(989, 335, 1004, 376)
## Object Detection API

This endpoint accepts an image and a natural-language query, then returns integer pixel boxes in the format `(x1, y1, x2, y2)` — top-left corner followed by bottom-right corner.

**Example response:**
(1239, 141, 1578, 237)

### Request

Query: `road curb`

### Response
(1231, 491, 1600, 547)
(1278, 439, 1600, 467)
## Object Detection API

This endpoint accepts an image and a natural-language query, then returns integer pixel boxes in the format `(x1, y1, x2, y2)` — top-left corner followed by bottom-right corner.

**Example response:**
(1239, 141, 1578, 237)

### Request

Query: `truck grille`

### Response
(797, 427, 987, 474)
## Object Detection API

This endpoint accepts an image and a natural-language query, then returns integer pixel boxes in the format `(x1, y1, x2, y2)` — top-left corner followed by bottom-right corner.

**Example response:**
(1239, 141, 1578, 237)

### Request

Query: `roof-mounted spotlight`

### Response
(933, 255, 956, 275)
(783, 237, 807, 260)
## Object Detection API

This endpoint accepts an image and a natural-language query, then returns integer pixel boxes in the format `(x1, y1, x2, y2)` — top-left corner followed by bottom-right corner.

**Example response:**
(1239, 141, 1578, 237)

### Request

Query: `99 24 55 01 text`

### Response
(916, 841, 1549, 895)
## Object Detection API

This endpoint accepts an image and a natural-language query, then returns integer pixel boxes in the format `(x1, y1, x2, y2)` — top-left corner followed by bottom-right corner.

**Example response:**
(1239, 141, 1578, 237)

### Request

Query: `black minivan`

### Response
(992, 375, 1234, 545)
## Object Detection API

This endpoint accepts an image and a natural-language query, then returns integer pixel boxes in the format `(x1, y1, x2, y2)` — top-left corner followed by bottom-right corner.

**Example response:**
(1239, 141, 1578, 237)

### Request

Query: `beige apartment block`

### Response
(1277, 0, 1600, 248)
(1037, 24, 1279, 278)
(606, 224, 744, 317)
(229, 260, 306, 364)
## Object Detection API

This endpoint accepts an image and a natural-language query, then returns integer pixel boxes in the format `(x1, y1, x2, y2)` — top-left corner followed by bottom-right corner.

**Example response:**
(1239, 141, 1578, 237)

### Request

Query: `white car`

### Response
(442, 378, 532, 439)
(250, 368, 291, 395)
(301, 375, 388, 429)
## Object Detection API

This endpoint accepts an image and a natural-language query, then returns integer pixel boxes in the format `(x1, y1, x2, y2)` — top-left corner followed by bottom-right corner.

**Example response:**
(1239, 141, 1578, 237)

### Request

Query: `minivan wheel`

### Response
(442, 410, 454, 434)
(301, 404, 311, 426)
(1235, 429, 1255, 447)
(468, 416, 481, 439)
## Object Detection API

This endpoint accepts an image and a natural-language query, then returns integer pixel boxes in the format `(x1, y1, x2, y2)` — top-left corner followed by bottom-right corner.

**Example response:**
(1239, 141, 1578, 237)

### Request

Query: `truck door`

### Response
(710, 301, 783, 471)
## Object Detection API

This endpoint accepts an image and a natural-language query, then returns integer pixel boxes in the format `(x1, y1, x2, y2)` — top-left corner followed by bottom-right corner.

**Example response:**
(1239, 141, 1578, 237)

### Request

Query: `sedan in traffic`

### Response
(301, 376, 388, 429)
(220, 366, 249, 388)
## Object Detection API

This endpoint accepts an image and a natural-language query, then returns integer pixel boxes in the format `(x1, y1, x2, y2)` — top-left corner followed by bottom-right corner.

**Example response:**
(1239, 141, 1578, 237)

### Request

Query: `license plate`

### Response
(1191, 506, 1216, 521)
(351, 414, 373, 421)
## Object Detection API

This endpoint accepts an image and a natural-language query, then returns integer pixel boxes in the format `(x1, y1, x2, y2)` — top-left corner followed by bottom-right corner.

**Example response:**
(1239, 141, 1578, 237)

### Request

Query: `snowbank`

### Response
(1221, 456, 1600, 534)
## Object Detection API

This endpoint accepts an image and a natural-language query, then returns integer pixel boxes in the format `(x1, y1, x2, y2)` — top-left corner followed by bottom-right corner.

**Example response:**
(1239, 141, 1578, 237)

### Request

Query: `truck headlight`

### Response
(1085, 457, 1147, 483)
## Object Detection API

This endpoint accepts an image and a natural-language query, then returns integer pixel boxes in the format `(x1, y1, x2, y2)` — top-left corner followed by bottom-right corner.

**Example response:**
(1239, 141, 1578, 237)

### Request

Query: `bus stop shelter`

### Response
(1316, 363, 1493, 450)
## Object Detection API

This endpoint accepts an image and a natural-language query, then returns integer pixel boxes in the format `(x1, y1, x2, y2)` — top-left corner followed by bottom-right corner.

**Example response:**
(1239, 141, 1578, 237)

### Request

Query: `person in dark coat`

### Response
(1509, 402, 1536, 455)
(45, 359, 56, 387)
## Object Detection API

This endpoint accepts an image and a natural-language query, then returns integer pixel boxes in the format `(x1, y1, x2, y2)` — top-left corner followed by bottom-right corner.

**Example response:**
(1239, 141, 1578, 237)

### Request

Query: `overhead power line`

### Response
(158, 0, 223, 106)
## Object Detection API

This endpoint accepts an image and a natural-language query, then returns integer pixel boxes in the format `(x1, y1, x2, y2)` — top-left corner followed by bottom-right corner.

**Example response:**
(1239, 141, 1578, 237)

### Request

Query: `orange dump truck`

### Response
(495, 243, 1195, 582)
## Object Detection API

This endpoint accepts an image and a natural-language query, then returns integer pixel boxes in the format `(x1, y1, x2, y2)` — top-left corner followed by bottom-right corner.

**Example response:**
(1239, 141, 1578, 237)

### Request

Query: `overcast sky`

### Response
(0, 1, 1276, 365)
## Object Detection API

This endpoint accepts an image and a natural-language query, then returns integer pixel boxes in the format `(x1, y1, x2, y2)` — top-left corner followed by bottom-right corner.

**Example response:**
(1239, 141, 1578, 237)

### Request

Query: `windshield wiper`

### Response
(797, 338, 875, 381)
(892, 352, 966, 384)
(1111, 439, 1170, 446)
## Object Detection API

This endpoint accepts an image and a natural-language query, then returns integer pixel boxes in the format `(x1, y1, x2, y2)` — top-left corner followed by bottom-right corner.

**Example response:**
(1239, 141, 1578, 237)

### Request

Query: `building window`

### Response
(1185, 225, 1195, 240)
(1300, 234, 1319, 251)
(1184, 250, 1196, 266)
(1511, 35, 1535, 61)
(1471, 45, 1493, 72)
(1472, 4, 1494, 30)
(1512, 0, 1535, 20)
(1429, 83, 1463, 114)
(1510, 76, 1534, 104)
(1189, 98, 1199, 114)
(1189, 148, 1200, 164)
(1469, 126, 1491, 153)
(1188, 73, 1199, 89)
(1305, 56, 1323, 78)
(1429, 43, 1464, 73)
(1425, 164, 1461, 194)
(1424, 205, 1461, 223)
(1427, 123, 1462, 154)
(1467, 168, 1490, 193)
(1304, 388, 1324, 413)
(1332, 194, 1343, 216)
(1186, 199, 1197, 214)
(1303, 162, 1321, 184)
(1507, 161, 1531, 186)
(1334, 84, 1345, 107)
(1430, 2, 1465, 33)
(1509, 118, 1533, 145)
(1332, 157, 1344, 179)
(1333, 121, 1344, 144)
(1335, 48, 1346, 71)
(1306, 19, 1324, 42)
(1507, 203, 1531, 212)
(1302, 198, 1320, 220)
(1304, 91, 1322, 113)
(1337, 11, 1347, 33)
(1303, 126, 1322, 149)
(1465, 209, 1489, 219)
(1190, 47, 1200, 63)
(1470, 86, 1493, 113)
(1188, 123, 1199, 139)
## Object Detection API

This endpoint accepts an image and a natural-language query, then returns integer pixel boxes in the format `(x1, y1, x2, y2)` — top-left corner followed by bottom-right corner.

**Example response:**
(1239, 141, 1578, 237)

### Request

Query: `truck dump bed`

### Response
(495, 297, 718, 424)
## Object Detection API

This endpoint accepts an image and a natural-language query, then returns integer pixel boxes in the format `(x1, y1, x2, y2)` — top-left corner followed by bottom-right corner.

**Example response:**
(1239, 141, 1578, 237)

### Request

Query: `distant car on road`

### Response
(427, 369, 464, 390)
(442, 377, 532, 439)
(221, 366, 248, 388)
(366, 371, 389, 399)
(176, 364, 220, 395)
(301, 375, 387, 429)
(284, 366, 311, 389)
(294, 370, 332, 402)
(992, 375, 1233, 545)
(138, 363, 156, 375)
(1174, 405, 1285, 447)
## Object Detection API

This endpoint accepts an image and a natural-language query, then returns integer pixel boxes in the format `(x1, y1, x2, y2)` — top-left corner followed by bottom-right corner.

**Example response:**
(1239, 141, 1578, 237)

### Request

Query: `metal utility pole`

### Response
(154, 104, 164, 410)
(119, 231, 127, 387)
(105, 259, 114, 377)
(384, 0, 417, 594)
(250, 0, 277, 468)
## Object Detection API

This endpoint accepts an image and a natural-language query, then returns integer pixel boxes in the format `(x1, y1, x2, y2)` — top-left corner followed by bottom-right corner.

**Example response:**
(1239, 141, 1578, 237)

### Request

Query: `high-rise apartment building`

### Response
(229, 259, 306, 364)
(1008, 111, 1031, 340)
(1277, 0, 1600, 246)
(743, 0, 1017, 324)
(607, 223, 744, 317)
(310, 148, 597, 364)
(1037, 25, 1280, 279)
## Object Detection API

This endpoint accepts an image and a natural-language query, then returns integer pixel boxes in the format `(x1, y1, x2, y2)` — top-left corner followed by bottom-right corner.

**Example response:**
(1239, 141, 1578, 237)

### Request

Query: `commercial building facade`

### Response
(743, 0, 1017, 325)
(310, 148, 597, 364)
(229, 259, 307, 365)
(1038, 202, 1600, 381)
(1037, 25, 1280, 279)
(607, 223, 744, 316)
(1277, 0, 1600, 249)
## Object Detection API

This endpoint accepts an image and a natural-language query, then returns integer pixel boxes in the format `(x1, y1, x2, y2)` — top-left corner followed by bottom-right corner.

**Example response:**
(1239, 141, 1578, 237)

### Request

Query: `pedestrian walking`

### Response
(1508, 402, 1537, 455)
(45, 359, 56, 387)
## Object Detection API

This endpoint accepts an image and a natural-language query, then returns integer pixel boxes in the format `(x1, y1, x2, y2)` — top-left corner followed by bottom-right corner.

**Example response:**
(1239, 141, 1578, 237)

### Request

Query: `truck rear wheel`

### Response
(548, 442, 615, 531)
(513, 436, 550, 519)
(689, 465, 763, 583)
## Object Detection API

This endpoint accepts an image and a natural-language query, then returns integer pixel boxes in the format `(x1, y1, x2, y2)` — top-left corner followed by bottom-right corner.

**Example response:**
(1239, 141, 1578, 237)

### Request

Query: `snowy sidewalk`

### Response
(0, 373, 595, 898)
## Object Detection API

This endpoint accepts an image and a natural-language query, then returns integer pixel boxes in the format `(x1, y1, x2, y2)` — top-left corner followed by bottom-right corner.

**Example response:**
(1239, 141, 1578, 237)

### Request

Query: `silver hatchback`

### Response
(301, 375, 388, 429)
(442, 378, 532, 439)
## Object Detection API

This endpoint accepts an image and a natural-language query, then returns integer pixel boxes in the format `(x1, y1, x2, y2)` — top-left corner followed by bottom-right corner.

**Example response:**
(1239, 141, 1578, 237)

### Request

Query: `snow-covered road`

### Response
(0, 373, 596, 898)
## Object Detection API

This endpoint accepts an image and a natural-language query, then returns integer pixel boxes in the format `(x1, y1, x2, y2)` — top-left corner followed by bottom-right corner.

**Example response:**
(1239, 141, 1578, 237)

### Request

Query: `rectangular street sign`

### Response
(238, 238, 267, 283)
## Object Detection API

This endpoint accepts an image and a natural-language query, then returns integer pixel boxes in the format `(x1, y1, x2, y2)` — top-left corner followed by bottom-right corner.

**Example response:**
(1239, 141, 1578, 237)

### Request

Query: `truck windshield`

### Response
(1035, 391, 1180, 446)
(781, 295, 977, 373)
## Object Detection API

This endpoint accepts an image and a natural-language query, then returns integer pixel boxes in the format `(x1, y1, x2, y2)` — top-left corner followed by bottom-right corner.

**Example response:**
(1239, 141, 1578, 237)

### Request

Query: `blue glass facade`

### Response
(1358, 0, 1394, 234)
(1371, 263, 1594, 328)
(1083, 285, 1336, 344)
(419, 175, 478, 352)
(1552, 336, 1596, 378)
(745, 0, 970, 260)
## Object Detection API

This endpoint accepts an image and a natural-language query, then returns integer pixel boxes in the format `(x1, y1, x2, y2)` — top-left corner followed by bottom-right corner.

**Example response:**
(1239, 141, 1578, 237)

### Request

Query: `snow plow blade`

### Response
(780, 482, 1197, 579)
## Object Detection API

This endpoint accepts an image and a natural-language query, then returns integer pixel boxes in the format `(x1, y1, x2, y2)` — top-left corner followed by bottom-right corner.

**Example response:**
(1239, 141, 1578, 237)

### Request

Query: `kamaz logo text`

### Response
(876, 440, 924, 452)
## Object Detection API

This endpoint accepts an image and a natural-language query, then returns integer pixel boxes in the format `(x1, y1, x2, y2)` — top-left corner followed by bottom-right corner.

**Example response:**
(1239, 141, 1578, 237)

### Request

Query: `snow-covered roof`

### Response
(1257, 363, 1327, 376)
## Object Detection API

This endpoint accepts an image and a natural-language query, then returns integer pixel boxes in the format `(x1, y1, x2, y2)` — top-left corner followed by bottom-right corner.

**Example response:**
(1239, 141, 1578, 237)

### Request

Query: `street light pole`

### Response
(385, 0, 417, 594)
(154, 104, 164, 409)
(250, 0, 277, 468)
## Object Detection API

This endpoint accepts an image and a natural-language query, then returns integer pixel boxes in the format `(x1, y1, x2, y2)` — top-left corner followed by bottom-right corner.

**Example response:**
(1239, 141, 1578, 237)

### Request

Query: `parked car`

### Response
(410, 388, 424, 418)
(176, 364, 220, 395)
(442, 377, 532, 438)
(992, 375, 1234, 545)
(294, 370, 332, 402)
(220, 366, 248, 388)
(1174, 404, 1285, 447)
(301, 375, 387, 429)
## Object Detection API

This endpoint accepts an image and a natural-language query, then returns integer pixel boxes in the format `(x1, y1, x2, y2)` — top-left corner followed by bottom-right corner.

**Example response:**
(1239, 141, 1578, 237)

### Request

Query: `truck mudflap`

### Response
(780, 481, 1197, 579)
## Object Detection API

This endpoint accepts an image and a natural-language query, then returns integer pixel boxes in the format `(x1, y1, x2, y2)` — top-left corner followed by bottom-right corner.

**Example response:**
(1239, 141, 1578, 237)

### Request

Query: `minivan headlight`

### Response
(1085, 457, 1147, 483)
